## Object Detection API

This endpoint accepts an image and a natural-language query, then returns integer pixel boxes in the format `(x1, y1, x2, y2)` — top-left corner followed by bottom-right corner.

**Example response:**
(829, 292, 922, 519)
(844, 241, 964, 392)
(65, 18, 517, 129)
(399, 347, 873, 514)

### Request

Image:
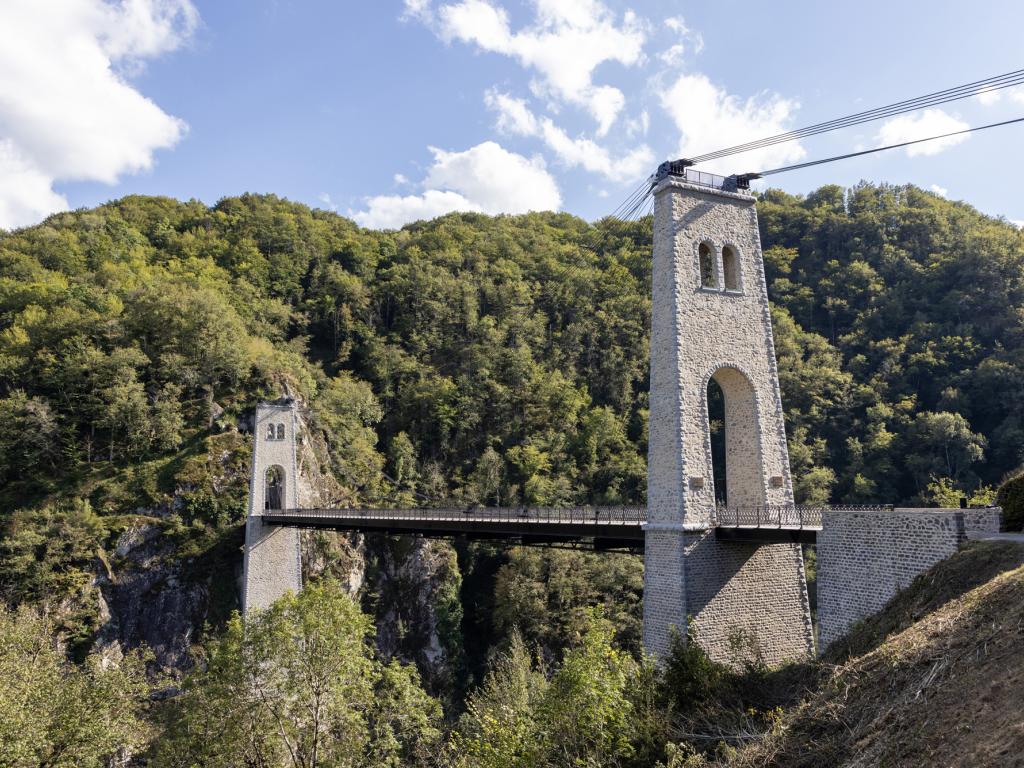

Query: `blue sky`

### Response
(2, 0, 1024, 230)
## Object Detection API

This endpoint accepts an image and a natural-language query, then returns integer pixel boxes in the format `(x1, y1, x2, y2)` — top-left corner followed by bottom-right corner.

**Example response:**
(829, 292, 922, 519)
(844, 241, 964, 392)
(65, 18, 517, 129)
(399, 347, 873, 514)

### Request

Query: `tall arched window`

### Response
(698, 242, 717, 288)
(265, 466, 285, 510)
(705, 367, 765, 511)
(722, 245, 740, 291)
(266, 423, 276, 440)
(276, 423, 285, 440)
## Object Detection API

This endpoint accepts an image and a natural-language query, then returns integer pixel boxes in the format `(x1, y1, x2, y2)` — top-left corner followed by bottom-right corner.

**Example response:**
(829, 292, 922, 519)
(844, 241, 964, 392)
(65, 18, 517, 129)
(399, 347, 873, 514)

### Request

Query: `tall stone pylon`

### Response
(241, 399, 303, 613)
(642, 166, 814, 665)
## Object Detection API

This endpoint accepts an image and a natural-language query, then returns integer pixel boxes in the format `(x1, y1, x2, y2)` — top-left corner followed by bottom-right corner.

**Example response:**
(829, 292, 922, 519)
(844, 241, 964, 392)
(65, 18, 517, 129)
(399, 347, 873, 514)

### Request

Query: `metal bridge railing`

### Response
(713, 504, 895, 529)
(273, 505, 647, 525)
(654, 162, 753, 194)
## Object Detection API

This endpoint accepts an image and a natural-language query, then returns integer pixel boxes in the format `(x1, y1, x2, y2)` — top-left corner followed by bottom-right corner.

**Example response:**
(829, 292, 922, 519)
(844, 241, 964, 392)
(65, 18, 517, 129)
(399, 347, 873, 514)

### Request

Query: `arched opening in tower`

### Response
(707, 377, 727, 506)
(706, 367, 766, 511)
(265, 465, 285, 510)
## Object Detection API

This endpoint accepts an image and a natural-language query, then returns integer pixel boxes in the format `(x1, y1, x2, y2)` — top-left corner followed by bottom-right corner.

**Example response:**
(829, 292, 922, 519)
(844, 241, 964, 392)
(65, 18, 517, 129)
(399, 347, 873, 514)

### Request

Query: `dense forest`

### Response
(1, 183, 1023, 765)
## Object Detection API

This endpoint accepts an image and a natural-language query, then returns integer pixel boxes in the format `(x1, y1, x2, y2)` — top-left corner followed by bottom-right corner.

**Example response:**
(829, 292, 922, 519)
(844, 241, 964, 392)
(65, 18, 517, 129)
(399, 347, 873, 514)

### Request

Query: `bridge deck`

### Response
(261, 505, 833, 548)
(263, 506, 645, 549)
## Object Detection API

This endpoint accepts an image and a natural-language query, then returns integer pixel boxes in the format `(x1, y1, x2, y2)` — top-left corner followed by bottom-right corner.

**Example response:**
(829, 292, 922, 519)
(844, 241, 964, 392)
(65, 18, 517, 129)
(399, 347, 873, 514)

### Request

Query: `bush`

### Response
(658, 626, 728, 716)
(996, 470, 1024, 531)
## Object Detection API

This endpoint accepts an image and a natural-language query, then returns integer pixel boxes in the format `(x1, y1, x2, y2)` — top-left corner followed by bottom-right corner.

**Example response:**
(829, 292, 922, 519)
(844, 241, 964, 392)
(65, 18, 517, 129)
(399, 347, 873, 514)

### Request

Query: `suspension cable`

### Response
(749, 115, 1024, 177)
(690, 67, 1024, 164)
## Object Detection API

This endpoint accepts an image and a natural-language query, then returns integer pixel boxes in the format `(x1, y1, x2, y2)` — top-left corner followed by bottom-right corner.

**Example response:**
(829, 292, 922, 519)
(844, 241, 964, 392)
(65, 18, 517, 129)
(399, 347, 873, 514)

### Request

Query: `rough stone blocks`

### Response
(643, 177, 814, 666)
(241, 400, 303, 614)
(816, 507, 1003, 650)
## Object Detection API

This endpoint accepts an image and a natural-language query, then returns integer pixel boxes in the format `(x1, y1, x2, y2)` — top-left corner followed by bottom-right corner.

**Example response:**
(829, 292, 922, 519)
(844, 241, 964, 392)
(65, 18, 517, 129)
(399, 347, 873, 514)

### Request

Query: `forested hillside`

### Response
(1, 184, 1023, 763)
(3, 184, 1021, 515)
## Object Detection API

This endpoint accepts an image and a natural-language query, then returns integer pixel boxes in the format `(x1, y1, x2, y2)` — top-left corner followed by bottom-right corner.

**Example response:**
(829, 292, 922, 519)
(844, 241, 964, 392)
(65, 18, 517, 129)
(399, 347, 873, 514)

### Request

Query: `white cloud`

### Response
(660, 15, 702, 60)
(930, 184, 948, 197)
(485, 91, 653, 181)
(975, 86, 1001, 106)
(318, 192, 338, 211)
(660, 73, 805, 171)
(401, 0, 433, 22)
(664, 16, 687, 33)
(1011, 219, 1024, 229)
(485, 89, 539, 136)
(876, 109, 969, 157)
(537, 118, 653, 180)
(427, 0, 646, 135)
(353, 141, 561, 229)
(626, 109, 649, 138)
(354, 190, 482, 229)
(658, 44, 685, 67)
(1009, 87, 1024, 105)
(0, 0, 196, 230)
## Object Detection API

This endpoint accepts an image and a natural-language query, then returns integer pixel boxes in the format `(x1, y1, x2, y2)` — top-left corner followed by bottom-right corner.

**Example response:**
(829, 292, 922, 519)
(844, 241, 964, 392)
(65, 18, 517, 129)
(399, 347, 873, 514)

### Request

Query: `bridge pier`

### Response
(241, 400, 303, 614)
(643, 167, 815, 666)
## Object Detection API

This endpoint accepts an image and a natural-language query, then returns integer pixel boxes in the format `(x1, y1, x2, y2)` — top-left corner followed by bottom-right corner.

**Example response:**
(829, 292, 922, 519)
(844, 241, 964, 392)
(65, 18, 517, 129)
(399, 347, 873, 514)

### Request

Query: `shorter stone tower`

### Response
(643, 167, 814, 665)
(241, 399, 303, 613)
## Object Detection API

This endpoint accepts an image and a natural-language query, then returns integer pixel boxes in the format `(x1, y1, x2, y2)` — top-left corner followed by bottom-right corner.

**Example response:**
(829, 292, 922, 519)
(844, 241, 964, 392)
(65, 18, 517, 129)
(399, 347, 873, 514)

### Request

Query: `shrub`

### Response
(658, 626, 728, 716)
(996, 469, 1024, 531)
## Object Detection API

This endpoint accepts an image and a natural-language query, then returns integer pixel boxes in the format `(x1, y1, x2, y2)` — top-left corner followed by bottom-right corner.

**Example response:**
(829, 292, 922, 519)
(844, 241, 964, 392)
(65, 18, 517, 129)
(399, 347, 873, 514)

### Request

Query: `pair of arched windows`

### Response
(697, 242, 741, 292)
(266, 423, 286, 440)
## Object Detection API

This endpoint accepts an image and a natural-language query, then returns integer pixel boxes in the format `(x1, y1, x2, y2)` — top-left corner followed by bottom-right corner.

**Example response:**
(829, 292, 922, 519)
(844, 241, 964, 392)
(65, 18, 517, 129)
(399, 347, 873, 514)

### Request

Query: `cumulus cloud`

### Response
(0, 0, 196, 229)
(876, 109, 969, 157)
(353, 141, 561, 229)
(485, 89, 539, 136)
(975, 86, 1001, 106)
(658, 44, 685, 67)
(537, 119, 653, 180)
(485, 90, 653, 181)
(418, 0, 646, 135)
(660, 73, 805, 171)
(659, 15, 702, 64)
(930, 184, 948, 197)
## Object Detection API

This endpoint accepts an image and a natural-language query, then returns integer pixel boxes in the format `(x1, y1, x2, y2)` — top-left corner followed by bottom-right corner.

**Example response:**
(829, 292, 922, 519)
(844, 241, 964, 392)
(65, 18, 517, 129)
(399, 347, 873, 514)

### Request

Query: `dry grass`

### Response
(718, 541, 1024, 768)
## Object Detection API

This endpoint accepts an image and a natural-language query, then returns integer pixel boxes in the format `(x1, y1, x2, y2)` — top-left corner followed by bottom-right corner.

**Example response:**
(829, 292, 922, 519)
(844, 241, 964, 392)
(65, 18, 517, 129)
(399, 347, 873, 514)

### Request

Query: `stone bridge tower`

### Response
(643, 167, 814, 665)
(242, 399, 303, 613)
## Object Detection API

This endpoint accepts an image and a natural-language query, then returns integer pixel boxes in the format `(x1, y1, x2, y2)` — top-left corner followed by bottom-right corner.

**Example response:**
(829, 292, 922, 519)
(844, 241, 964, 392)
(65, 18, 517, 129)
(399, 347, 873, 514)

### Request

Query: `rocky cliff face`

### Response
(95, 522, 222, 673)
(89, 408, 464, 698)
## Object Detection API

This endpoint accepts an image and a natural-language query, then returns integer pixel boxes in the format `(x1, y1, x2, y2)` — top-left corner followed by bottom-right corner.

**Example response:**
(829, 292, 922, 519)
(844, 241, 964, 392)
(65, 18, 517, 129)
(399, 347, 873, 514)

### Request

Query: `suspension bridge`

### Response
(242, 68, 1015, 665)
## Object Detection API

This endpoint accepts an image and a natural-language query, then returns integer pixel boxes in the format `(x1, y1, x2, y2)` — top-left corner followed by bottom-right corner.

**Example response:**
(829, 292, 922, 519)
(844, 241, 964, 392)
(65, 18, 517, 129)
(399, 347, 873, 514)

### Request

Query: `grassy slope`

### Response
(725, 541, 1024, 768)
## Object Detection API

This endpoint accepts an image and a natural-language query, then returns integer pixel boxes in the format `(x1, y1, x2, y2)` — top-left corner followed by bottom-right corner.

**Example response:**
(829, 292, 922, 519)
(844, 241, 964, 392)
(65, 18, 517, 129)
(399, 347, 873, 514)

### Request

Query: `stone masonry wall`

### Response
(817, 507, 1003, 650)
(643, 177, 813, 665)
(241, 401, 303, 613)
(684, 532, 815, 666)
(642, 528, 688, 659)
(962, 507, 1003, 535)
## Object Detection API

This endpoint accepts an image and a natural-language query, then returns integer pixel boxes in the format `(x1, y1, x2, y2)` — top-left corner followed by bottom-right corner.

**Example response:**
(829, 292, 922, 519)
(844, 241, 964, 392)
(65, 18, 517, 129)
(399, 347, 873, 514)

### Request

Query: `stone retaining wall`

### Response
(817, 507, 1002, 650)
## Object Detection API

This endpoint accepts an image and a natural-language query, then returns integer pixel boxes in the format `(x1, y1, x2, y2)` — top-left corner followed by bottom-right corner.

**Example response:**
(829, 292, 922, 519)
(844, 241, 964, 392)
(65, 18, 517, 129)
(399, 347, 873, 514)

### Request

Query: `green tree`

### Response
(493, 548, 644, 657)
(533, 610, 636, 767)
(452, 631, 547, 768)
(152, 581, 442, 768)
(904, 411, 986, 492)
(466, 446, 505, 505)
(0, 604, 150, 767)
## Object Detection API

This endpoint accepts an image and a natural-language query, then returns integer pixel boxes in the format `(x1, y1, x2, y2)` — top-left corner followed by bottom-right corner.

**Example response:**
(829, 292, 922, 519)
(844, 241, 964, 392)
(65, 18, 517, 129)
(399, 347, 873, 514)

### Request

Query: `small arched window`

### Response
(722, 245, 740, 291)
(265, 466, 285, 510)
(698, 242, 717, 288)
(266, 423, 276, 440)
(276, 423, 285, 440)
